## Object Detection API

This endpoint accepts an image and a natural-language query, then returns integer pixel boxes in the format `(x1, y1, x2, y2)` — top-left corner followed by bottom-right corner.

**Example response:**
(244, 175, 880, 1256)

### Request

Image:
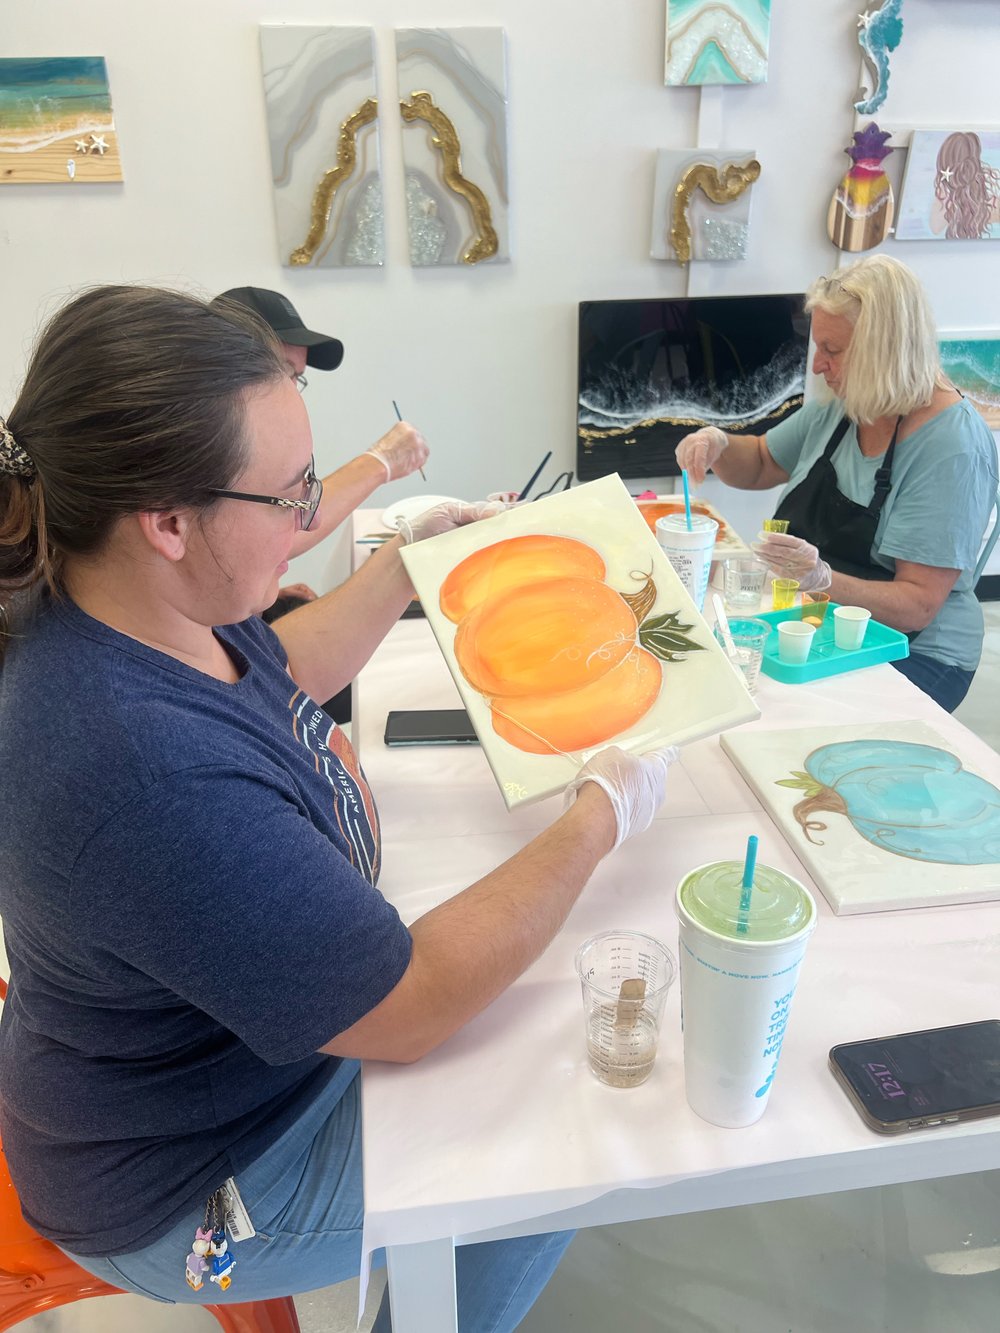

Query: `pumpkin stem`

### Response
(792, 786, 849, 845)
(620, 568, 657, 625)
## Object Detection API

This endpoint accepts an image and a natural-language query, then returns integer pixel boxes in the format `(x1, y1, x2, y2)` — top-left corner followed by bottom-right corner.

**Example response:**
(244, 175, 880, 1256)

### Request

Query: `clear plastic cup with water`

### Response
(713, 617, 769, 694)
(723, 557, 768, 614)
(575, 931, 677, 1088)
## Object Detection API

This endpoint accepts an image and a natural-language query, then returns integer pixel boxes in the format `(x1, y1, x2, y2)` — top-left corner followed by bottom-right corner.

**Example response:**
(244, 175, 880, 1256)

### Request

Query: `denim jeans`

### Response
(891, 652, 976, 713)
(63, 1064, 573, 1331)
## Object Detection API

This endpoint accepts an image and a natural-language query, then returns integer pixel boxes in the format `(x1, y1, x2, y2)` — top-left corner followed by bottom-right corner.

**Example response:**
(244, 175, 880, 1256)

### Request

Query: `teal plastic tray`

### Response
(754, 603, 910, 684)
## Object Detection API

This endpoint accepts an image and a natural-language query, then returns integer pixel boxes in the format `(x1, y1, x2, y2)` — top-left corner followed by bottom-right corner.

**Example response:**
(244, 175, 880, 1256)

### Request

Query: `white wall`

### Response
(2, 0, 999, 590)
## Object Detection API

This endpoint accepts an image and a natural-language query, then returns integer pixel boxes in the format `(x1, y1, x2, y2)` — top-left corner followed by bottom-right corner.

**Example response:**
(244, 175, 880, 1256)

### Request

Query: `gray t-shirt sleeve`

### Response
(765, 400, 843, 482)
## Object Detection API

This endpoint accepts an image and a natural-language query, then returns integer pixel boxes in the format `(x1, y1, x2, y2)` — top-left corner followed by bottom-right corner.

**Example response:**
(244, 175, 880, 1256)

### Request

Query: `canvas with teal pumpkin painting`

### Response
(722, 721, 1000, 915)
(400, 474, 760, 809)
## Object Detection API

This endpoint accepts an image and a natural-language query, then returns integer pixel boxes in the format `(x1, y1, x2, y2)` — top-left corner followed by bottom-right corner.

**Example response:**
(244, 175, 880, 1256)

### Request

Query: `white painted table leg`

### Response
(385, 1236, 458, 1333)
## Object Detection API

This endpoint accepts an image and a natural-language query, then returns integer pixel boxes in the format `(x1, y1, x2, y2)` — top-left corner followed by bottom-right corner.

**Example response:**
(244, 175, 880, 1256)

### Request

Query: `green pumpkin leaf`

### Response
(775, 776, 823, 796)
(638, 613, 707, 662)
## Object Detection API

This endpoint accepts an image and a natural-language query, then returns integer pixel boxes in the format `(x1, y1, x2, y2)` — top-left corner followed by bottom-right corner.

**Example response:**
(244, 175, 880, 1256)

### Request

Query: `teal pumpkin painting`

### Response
(776, 740, 1000, 865)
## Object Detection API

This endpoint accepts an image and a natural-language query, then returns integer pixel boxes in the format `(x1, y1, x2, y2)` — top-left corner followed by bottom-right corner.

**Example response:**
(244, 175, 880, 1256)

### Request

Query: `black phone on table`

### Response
(829, 1019, 1000, 1134)
(384, 709, 480, 747)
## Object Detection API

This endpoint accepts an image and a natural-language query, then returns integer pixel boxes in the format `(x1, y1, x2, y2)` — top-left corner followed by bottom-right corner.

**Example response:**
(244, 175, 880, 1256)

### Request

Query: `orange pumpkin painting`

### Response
(441, 534, 706, 756)
(439, 533, 605, 623)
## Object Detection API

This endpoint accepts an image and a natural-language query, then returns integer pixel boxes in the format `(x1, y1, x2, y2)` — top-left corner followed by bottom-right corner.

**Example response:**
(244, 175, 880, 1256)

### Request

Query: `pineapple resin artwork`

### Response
(400, 475, 760, 809)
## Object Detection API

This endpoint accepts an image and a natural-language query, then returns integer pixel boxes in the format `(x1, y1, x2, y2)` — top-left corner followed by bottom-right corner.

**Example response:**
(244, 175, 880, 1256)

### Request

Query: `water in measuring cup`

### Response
(586, 1003, 659, 1088)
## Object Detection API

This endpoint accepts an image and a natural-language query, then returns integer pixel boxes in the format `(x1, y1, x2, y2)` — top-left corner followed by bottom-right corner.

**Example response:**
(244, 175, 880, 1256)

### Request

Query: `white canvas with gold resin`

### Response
(260, 26, 383, 268)
(400, 475, 760, 810)
(722, 721, 1000, 916)
(395, 27, 510, 266)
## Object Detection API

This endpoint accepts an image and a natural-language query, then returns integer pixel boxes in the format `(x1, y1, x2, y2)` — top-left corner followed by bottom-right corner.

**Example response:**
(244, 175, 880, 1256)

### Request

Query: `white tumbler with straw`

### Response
(655, 513, 718, 612)
(676, 837, 817, 1127)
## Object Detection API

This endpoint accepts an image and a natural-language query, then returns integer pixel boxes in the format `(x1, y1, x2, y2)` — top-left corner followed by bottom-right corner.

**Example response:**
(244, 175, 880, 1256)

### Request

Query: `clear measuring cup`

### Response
(575, 931, 677, 1088)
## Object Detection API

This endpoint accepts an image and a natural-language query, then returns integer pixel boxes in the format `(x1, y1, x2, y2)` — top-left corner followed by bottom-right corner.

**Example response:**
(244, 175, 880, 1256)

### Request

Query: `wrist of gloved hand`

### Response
(565, 745, 677, 850)
(397, 499, 505, 545)
(751, 532, 832, 592)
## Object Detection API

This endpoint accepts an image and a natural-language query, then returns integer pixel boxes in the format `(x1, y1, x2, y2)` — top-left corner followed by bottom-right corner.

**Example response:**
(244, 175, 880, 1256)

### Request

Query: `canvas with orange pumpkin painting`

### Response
(399, 474, 760, 809)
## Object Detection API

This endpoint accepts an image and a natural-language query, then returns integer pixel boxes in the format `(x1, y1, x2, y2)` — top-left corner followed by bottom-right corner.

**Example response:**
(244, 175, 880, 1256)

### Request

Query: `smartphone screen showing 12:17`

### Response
(829, 1019, 1000, 1134)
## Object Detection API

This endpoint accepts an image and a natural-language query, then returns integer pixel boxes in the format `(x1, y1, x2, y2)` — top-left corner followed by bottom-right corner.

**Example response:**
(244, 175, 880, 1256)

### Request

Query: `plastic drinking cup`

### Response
(723, 557, 768, 614)
(771, 578, 800, 611)
(833, 605, 871, 650)
(656, 514, 719, 612)
(762, 518, 790, 534)
(776, 620, 815, 664)
(801, 592, 830, 627)
(712, 617, 769, 694)
(575, 931, 677, 1088)
(676, 861, 817, 1127)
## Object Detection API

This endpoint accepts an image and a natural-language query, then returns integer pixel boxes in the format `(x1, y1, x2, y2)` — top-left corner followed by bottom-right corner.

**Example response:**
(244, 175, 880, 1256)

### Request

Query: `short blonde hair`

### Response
(805, 255, 943, 423)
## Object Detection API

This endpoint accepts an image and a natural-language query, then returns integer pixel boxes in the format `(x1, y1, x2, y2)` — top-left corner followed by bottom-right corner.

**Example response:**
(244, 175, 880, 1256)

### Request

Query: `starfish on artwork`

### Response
(857, 11, 873, 28)
(74, 139, 90, 154)
(88, 134, 109, 155)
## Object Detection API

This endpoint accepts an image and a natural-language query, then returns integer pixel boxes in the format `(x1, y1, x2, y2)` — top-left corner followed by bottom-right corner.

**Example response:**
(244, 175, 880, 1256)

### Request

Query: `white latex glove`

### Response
(565, 745, 678, 851)
(674, 426, 729, 486)
(397, 499, 505, 545)
(752, 531, 833, 592)
(365, 422, 430, 482)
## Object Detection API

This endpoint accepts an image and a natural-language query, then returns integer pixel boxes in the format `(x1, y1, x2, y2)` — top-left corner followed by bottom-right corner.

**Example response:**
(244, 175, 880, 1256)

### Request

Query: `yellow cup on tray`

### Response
(771, 578, 799, 611)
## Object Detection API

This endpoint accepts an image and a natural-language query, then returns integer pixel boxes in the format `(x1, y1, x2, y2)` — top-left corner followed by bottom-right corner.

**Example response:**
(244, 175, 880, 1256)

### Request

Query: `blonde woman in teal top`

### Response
(677, 255, 998, 711)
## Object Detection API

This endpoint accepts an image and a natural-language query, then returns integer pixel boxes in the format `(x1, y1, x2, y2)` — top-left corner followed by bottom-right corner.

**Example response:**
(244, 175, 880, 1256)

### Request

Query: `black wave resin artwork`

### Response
(577, 294, 810, 481)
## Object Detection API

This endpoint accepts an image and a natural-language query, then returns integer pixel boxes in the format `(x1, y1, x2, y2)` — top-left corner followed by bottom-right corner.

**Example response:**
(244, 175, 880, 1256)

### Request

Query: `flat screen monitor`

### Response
(577, 293, 809, 481)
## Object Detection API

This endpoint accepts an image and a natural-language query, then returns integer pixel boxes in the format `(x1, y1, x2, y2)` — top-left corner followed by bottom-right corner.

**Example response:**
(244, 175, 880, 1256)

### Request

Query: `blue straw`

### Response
(681, 469, 693, 531)
(737, 835, 758, 935)
(392, 400, 426, 480)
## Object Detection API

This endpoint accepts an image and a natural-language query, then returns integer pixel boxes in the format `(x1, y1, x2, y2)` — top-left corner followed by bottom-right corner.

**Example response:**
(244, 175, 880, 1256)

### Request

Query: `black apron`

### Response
(772, 415, 902, 581)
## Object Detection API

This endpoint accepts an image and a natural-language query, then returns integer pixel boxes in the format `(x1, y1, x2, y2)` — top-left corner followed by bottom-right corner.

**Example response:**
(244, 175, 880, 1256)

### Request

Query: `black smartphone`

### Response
(383, 708, 480, 747)
(830, 1020, 1000, 1134)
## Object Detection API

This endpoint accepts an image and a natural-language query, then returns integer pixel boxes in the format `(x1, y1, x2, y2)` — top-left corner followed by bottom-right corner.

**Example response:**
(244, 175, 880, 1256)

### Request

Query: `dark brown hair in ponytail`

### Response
(0, 285, 285, 663)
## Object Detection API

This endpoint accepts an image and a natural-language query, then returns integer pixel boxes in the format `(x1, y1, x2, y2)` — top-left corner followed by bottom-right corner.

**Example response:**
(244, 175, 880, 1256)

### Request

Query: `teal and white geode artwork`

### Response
(722, 721, 1000, 915)
(395, 28, 510, 267)
(665, 0, 771, 86)
(260, 26, 384, 268)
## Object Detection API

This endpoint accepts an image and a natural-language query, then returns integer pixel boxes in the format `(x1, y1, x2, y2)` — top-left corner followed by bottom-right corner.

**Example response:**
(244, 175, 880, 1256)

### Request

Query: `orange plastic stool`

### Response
(0, 1120, 300, 1333)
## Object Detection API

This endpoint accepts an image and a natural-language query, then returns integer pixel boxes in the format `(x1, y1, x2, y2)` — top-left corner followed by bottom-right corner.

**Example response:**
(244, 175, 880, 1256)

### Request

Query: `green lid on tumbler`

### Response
(679, 861, 813, 942)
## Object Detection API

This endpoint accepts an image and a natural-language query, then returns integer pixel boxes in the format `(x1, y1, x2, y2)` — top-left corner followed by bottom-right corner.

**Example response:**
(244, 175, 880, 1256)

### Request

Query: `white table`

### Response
(350, 514, 1000, 1332)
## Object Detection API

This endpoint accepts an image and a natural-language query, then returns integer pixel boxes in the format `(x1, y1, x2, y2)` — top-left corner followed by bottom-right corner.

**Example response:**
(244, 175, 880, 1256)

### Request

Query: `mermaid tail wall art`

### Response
(855, 0, 904, 115)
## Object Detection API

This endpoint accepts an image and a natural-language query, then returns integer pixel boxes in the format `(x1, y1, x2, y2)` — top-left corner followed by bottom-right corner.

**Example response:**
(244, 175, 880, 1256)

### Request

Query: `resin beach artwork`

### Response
(401, 475, 760, 810)
(722, 721, 1000, 915)
(896, 130, 1000, 242)
(576, 294, 808, 481)
(395, 27, 510, 266)
(260, 26, 383, 267)
(939, 336, 1000, 428)
(665, 0, 771, 86)
(0, 57, 122, 184)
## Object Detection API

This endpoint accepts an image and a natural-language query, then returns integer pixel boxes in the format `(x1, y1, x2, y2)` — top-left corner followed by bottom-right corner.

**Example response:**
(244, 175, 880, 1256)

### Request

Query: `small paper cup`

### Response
(777, 620, 815, 664)
(833, 605, 871, 650)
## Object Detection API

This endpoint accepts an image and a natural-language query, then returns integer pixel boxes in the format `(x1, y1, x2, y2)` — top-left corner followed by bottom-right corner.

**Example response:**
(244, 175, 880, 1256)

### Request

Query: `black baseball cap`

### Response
(214, 287, 345, 371)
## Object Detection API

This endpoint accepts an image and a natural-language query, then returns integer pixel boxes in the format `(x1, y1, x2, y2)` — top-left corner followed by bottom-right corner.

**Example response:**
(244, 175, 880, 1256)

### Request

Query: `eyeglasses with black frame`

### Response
(293, 373, 308, 393)
(207, 456, 323, 531)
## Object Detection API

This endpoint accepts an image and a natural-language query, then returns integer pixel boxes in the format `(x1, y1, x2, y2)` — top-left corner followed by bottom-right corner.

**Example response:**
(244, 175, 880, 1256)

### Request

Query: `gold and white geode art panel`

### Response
(651, 149, 760, 262)
(260, 26, 383, 268)
(395, 28, 510, 267)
